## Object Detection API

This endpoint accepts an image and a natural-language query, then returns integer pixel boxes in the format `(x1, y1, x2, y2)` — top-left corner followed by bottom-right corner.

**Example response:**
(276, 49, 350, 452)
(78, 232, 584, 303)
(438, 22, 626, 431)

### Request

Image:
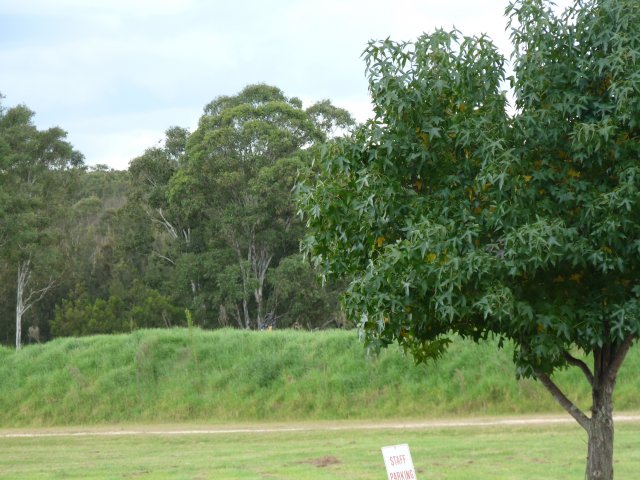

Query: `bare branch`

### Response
(17, 260, 52, 314)
(15, 259, 56, 350)
(607, 335, 635, 385)
(535, 372, 591, 431)
(181, 227, 191, 244)
(151, 251, 176, 265)
(156, 208, 179, 240)
(22, 278, 56, 315)
(563, 351, 594, 387)
(145, 207, 180, 241)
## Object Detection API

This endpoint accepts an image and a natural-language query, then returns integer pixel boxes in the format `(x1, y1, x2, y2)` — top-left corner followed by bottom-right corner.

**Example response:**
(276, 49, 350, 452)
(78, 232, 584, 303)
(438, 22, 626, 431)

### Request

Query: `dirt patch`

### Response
(298, 456, 342, 468)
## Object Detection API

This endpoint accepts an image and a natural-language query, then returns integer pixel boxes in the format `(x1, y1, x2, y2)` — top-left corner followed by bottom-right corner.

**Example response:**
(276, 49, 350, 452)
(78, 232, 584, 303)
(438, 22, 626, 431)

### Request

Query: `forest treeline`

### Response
(0, 85, 355, 347)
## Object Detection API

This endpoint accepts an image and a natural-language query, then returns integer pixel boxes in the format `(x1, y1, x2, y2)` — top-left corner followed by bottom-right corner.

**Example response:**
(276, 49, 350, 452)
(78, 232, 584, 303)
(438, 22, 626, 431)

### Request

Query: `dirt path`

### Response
(2, 414, 640, 439)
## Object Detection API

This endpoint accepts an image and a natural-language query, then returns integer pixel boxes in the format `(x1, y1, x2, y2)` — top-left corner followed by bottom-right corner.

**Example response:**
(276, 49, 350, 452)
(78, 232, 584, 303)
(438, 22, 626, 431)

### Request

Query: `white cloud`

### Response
(61, 106, 201, 169)
(1, 0, 194, 16)
(82, 129, 161, 171)
(1, 0, 580, 169)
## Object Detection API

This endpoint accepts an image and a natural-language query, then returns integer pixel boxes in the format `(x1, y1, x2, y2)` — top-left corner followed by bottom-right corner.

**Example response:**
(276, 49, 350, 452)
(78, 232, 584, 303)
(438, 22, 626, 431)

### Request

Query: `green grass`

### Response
(0, 328, 639, 426)
(1, 421, 639, 479)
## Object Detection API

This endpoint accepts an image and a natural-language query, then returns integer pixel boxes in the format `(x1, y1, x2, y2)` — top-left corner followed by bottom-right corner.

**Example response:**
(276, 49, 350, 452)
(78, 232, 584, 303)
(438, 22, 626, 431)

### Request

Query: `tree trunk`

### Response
(249, 242, 273, 330)
(585, 345, 619, 480)
(242, 298, 251, 329)
(15, 282, 24, 351)
(233, 241, 253, 329)
(254, 285, 264, 329)
(234, 303, 244, 329)
(586, 382, 614, 480)
(15, 260, 30, 351)
(15, 259, 55, 351)
(536, 337, 634, 480)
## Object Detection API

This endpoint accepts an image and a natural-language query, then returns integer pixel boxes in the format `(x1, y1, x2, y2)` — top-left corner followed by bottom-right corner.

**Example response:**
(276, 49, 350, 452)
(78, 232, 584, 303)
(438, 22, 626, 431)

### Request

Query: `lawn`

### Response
(1, 419, 639, 479)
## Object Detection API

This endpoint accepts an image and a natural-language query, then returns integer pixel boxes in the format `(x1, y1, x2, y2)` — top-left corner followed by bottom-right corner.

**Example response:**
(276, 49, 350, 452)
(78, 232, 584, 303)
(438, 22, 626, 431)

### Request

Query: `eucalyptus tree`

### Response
(155, 84, 355, 329)
(0, 98, 83, 348)
(297, 1, 640, 478)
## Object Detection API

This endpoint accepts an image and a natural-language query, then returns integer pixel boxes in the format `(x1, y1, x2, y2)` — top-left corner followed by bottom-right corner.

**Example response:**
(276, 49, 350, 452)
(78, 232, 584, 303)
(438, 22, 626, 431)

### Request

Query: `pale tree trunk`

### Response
(15, 259, 55, 350)
(535, 336, 633, 480)
(218, 304, 227, 327)
(233, 241, 252, 329)
(242, 297, 251, 329)
(15, 262, 28, 350)
(250, 242, 273, 330)
(232, 228, 273, 330)
(148, 208, 199, 308)
(241, 245, 251, 329)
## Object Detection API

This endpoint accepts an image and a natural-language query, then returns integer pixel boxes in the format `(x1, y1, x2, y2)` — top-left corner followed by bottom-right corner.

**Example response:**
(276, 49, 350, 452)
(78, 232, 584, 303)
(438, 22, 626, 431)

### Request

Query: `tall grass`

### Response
(0, 328, 638, 427)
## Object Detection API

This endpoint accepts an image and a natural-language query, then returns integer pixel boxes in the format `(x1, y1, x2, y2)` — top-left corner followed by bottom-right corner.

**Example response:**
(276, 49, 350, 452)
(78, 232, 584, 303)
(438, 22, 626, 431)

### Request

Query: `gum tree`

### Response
(0, 99, 83, 347)
(129, 85, 354, 329)
(297, 1, 639, 478)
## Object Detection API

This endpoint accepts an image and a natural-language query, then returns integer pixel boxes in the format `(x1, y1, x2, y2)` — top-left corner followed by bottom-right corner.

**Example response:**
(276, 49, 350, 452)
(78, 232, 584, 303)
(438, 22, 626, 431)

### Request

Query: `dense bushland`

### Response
(0, 328, 638, 427)
(0, 87, 352, 348)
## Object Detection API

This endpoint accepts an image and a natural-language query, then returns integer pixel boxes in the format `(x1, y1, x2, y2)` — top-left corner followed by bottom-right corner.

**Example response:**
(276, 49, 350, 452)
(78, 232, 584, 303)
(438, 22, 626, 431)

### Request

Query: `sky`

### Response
(1, 0, 573, 171)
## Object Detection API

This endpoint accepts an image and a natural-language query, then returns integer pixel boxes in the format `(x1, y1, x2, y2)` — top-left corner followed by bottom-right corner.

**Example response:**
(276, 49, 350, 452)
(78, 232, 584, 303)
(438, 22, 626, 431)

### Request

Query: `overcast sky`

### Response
(1, 0, 572, 170)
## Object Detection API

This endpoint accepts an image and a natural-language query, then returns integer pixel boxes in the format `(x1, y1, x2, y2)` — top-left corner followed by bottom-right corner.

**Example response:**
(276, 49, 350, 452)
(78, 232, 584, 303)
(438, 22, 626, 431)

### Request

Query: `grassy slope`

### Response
(0, 328, 638, 427)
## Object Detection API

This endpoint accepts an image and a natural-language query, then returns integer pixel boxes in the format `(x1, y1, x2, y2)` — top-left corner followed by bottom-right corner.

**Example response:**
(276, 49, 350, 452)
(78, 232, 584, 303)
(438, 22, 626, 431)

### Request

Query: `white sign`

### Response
(381, 444, 418, 480)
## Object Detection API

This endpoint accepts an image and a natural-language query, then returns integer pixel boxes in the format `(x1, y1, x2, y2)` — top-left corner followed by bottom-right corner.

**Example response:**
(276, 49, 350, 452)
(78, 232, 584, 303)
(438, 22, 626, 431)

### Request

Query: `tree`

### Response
(14, 258, 55, 350)
(0, 98, 84, 347)
(297, 1, 639, 478)
(268, 254, 346, 329)
(127, 127, 198, 320)
(175, 84, 353, 329)
(130, 84, 354, 329)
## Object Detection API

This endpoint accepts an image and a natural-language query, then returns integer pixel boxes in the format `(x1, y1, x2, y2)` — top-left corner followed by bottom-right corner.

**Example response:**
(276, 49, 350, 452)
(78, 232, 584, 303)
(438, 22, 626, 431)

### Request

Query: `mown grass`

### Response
(0, 328, 638, 427)
(1, 422, 640, 479)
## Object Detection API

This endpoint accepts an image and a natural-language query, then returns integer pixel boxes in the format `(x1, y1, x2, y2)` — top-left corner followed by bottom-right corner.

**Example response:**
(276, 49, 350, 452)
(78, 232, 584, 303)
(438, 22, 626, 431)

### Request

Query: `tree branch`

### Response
(151, 251, 176, 265)
(147, 207, 179, 240)
(606, 335, 635, 385)
(535, 371, 591, 431)
(22, 279, 56, 315)
(563, 351, 594, 387)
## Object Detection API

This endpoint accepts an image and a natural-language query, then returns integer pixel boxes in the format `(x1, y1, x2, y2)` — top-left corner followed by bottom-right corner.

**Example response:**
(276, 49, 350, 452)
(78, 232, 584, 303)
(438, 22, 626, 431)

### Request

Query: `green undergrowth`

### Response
(0, 328, 638, 427)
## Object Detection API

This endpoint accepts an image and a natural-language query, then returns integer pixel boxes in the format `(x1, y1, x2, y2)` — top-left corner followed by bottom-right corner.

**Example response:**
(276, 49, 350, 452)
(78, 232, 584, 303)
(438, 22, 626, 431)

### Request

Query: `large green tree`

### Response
(0, 97, 84, 347)
(129, 85, 354, 329)
(176, 84, 353, 329)
(297, 1, 639, 478)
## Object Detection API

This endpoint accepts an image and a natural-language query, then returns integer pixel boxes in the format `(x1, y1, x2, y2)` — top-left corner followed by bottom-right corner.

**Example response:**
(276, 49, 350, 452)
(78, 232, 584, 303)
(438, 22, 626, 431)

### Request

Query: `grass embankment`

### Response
(0, 328, 638, 427)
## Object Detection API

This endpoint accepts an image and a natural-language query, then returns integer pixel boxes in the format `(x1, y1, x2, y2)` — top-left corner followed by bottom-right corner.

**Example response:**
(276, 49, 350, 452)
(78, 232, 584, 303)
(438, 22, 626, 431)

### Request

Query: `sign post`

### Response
(381, 444, 418, 480)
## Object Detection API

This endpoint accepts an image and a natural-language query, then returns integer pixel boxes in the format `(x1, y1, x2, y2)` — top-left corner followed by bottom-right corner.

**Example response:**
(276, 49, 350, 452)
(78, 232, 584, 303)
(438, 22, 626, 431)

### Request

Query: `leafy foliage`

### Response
(0, 86, 355, 341)
(127, 84, 355, 330)
(0, 97, 85, 344)
(51, 283, 183, 336)
(298, 4, 640, 475)
(299, 0, 640, 375)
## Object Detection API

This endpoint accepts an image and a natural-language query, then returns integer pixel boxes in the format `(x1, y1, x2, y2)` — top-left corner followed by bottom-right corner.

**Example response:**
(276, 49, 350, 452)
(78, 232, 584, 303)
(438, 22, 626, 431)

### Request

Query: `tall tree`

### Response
(184, 85, 353, 328)
(297, 1, 640, 478)
(0, 98, 84, 348)
(128, 126, 202, 321)
(132, 84, 354, 329)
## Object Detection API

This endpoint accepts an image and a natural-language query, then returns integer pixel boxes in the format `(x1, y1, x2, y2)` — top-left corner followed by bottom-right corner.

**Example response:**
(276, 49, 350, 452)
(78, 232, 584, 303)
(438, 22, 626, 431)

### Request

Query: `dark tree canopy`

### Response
(297, 1, 639, 478)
